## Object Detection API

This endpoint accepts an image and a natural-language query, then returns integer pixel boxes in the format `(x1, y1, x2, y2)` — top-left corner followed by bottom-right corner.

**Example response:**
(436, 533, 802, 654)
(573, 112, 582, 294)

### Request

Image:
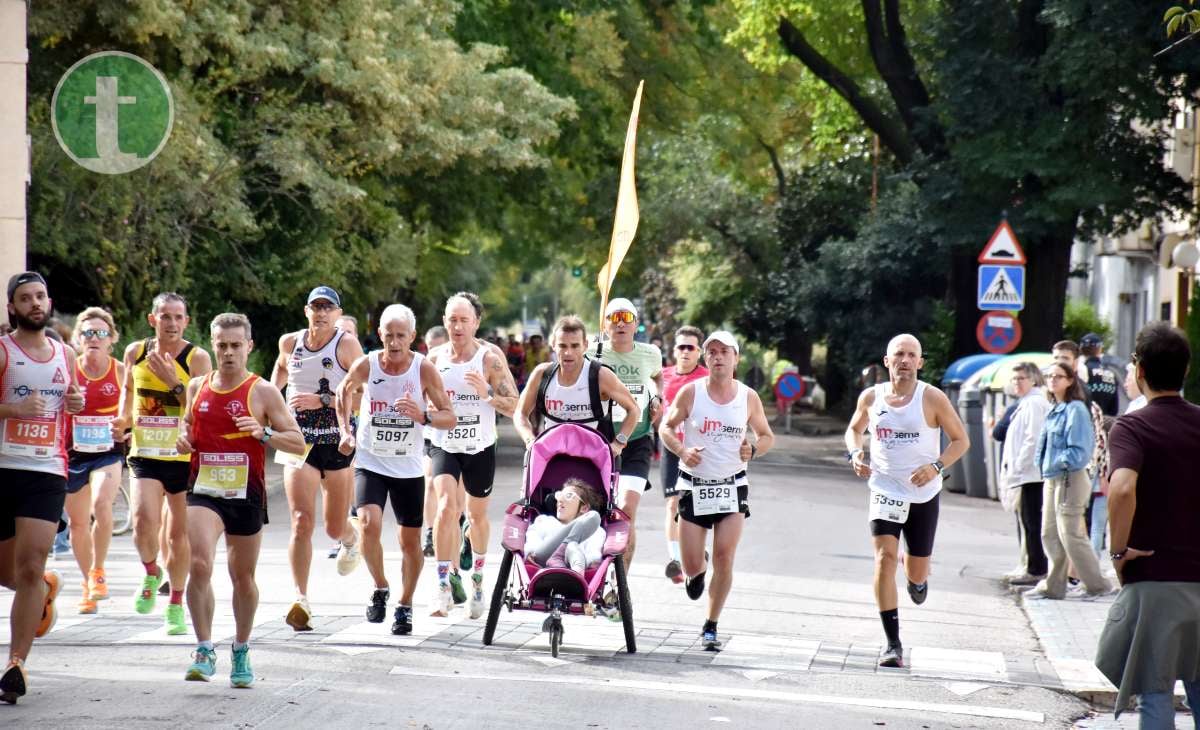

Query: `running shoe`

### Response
(422, 529, 434, 558)
(185, 646, 217, 681)
(366, 588, 389, 623)
(684, 570, 706, 601)
(468, 574, 485, 619)
(36, 570, 61, 638)
(286, 597, 313, 631)
(907, 580, 928, 606)
(165, 603, 188, 635)
(78, 582, 97, 615)
(448, 572, 467, 605)
(701, 627, 722, 651)
(88, 568, 109, 601)
(430, 585, 453, 617)
(458, 521, 473, 572)
(391, 605, 413, 635)
(158, 578, 171, 596)
(879, 642, 904, 668)
(230, 645, 253, 688)
(1006, 573, 1045, 587)
(134, 572, 162, 614)
(664, 560, 684, 585)
(327, 542, 340, 559)
(336, 517, 363, 576)
(0, 659, 27, 704)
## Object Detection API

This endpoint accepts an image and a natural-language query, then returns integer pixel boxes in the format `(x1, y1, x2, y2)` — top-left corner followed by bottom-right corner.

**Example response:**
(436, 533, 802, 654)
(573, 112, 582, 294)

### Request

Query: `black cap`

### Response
(1079, 333, 1103, 347)
(7, 272, 47, 301)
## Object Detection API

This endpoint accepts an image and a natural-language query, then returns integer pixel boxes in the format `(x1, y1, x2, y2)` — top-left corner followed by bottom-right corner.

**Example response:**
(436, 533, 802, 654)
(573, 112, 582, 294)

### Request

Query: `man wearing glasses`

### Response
(271, 286, 365, 631)
(589, 298, 663, 571)
(659, 326, 708, 584)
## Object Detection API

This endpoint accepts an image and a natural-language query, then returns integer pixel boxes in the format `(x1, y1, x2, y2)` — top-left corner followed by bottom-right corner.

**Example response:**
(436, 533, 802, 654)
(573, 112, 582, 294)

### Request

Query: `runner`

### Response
(421, 325, 448, 559)
(0, 271, 85, 703)
(426, 292, 518, 618)
(659, 326, 708, 584)
(658, 331, 773, 650)
(272, 286, 365, 631)
(336, 305, 454, 634)
(65, 308, 125, 614)
(177, 313, 305, 687)
(113, 292, 212, 635)
(844, 334, 969, 668)
(588, 298, 663, 570)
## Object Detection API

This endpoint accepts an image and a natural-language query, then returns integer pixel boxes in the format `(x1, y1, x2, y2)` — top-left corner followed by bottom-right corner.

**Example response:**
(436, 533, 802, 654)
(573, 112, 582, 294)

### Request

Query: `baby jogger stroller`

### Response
(482, 423, 636, 657)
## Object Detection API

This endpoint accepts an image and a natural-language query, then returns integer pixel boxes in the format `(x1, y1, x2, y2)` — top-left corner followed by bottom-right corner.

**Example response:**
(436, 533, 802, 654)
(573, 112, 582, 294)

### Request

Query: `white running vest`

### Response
(286, 329, 348, 396)
(430, 345, 496, 454)
(539, 366, 598, 433)
(0, 335, 70, 477)
(355, 352, 425, 479)
(867, 381, 942, 503)
(680, 378, 750, 485)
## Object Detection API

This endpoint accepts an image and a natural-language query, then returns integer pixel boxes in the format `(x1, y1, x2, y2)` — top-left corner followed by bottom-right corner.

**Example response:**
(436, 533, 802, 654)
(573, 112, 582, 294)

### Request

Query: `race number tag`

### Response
(869, 492, 910, 523)
(443, 414, 480, 453)
(133, 415, 180, 458)
(273, 442, 314, 469)
(691, 476, 738, 516)
(192, 452, 250, 499)
(1, 415, 59, 458)
(611, 383, 648, 426)
(72, 415, 114, 453)
(369, 415, 416, 457)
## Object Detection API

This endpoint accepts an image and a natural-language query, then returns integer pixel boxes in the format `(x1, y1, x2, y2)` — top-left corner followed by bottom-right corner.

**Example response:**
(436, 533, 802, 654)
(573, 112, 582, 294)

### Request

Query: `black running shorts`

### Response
(869, 491, 940, 558)
(304, 442, 354, 477)
(187, 492, 267, 537)
(128, 457, 190, 495)
(429, 444, 495, 499)
(0, 468, 68, 541)
(660, 449, 681, 498)
(67, 451, 124, 494)
(355, 469, 424, 528)
(617, 435, 653, 492)
(678, 484, 750, 529)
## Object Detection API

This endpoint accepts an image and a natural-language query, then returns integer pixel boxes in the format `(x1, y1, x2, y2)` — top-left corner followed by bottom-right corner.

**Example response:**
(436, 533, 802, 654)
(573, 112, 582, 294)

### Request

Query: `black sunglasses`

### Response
(675, 344, 697, 352)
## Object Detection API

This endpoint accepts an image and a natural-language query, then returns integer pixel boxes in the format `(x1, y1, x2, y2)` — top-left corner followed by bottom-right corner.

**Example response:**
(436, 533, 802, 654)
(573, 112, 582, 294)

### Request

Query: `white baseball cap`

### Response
(703, 330, 739, 354)
(604, 297, 638, 318)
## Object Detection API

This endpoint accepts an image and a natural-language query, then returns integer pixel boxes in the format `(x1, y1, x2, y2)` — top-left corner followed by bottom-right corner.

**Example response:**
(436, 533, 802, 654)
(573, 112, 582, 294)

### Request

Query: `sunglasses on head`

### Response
(81, 329, 110, 339)
(675, 344, 697, 352)
(555, 489, 581, 503)
(607, 311, 636, 324)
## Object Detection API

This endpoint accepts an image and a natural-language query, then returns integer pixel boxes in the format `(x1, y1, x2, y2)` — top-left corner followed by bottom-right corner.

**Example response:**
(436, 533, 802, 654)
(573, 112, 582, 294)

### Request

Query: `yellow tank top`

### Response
(130, 339, 197, 462)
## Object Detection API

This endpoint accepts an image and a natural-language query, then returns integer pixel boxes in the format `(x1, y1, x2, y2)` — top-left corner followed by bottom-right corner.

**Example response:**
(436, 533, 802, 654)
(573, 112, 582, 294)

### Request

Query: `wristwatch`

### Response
(170, 383, 185, 397)
(615, 432, 630, 445)
(847, 448, 863, 463)
(320, 393, 332, 408)
(259, 426, 274, 444)
(1110, 548, 1127, 561)
(932, 460, 947, 476)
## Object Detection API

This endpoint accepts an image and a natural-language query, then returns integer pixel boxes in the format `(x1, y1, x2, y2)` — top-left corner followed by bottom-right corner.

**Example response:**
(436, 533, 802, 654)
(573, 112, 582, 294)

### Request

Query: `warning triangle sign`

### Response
(978, 221, 1027, 264)
(980, 268, 1022, 306)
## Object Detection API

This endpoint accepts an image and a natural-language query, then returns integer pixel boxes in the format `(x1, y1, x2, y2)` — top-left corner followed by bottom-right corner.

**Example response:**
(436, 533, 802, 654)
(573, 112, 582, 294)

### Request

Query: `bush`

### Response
(1062, 298, 1113, 347)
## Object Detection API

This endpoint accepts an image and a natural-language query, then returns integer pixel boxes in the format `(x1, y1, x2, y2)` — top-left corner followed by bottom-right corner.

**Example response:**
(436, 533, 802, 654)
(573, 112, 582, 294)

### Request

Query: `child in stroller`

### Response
(526, 478, 606, 575)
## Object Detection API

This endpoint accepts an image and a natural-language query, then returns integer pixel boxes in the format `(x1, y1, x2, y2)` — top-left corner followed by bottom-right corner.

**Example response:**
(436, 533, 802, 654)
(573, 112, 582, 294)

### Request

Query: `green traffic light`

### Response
(571, 266, 583, 277)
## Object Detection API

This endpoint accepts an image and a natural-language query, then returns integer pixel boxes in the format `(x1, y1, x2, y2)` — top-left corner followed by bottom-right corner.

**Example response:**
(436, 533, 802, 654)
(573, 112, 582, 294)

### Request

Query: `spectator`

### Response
(506, 333, 525, 385)
(336, 314, 358, 338)
(1000, 363, 1051, 586)
(1054, 339, 1110, 559)
(1123, 362, 1146, 413)
(523, 334, 550, 384)
(1096, 322, 1200, 724)
(1027, 362, 1112, 599)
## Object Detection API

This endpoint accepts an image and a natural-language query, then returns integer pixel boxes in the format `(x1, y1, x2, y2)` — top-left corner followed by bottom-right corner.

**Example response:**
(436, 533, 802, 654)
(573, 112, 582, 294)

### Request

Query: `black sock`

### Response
(880, 609, 901, 646)
(703, 619, 718, 633)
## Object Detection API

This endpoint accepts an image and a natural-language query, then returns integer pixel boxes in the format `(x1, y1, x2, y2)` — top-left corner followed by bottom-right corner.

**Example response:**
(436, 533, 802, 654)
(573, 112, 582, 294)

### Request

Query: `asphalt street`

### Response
(1, 428, 1106, 728)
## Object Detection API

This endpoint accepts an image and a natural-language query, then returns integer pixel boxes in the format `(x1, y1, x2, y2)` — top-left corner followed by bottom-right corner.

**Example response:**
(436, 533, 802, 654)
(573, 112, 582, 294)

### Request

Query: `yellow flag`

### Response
(597, 81, 644, 323)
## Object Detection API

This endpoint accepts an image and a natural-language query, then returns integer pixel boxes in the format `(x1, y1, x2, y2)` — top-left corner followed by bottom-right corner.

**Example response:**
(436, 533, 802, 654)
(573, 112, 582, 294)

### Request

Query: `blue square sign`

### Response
(977, 265, 1025, 311)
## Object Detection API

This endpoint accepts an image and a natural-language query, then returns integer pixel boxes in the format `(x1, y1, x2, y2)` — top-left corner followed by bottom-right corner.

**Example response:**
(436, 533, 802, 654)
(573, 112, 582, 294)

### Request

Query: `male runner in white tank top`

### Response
(336, 305, 454, 635)
(0, 272, 85, 703)
(272, 286, 365, 631)
(659, 331, 773, 651)
(425, 292, 518, 618)
(844, 334, 969, 668)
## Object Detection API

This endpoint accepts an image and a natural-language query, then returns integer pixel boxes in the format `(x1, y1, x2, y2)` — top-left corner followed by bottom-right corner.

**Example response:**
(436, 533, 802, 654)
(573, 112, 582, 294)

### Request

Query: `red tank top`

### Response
(68, 356, 122, 453)
(188, 373, 266, 504)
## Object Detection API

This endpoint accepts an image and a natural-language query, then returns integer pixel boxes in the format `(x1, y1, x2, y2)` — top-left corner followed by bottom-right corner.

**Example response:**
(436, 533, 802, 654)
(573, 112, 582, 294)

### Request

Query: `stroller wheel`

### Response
(549, 619, 563, 658)
(483, 550, 515, 646)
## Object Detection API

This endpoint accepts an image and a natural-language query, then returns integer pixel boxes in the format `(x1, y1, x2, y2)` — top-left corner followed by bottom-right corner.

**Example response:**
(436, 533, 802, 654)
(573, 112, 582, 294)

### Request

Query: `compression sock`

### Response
(170, 589, 184, 606)
(668, 541, 681, 562)
(473, 554, 486, 574)
(880, 609, 901, 646)
(143, 561, 159, 576)
(437, 561, 450, 588)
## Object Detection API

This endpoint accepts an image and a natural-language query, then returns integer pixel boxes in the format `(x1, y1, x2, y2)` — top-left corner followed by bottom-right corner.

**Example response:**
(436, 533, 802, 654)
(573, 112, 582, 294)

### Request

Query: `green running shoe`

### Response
(134, 573, 162, 614)
(458, 521, 473, 572)
(448, 572, 467, 605)
(185, 647, 216, 681)
(230, 645, 253, 689)
(165, 603, 188, 635)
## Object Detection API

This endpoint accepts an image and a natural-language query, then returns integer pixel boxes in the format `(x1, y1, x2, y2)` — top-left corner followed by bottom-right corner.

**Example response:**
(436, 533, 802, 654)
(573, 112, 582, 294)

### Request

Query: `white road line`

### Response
(386, 666, 1046, 723)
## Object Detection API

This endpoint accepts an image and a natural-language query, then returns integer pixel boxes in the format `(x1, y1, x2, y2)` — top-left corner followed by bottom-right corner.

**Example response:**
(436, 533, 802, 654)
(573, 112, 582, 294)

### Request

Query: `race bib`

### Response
(691, 476, 738, 516)
(443, 414, 481, 453)
(369, 415, 417, 457)
(133, 415, 180, 458)
(611, 383, 649, 426)
(1, 415, 59, 458)
(869, 492, 910, 523)
(72, 415, 114, 453)
(273, 441, 314, 469)
(192, 452, 250, 499)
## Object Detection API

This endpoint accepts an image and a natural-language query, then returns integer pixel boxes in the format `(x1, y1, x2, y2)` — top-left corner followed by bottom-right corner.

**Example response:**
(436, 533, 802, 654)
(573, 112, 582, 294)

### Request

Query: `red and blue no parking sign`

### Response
(774, 372, 806, 403)
(976, 312, 1022, 354)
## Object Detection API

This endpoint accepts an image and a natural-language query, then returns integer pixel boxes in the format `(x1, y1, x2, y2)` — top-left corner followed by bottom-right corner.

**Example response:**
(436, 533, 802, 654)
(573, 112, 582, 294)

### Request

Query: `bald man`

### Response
(844, 334, 969, 668)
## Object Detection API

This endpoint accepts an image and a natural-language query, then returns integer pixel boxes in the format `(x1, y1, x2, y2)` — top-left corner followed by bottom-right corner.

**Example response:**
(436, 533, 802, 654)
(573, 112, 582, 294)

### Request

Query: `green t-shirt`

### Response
(589, 340, 662, 440)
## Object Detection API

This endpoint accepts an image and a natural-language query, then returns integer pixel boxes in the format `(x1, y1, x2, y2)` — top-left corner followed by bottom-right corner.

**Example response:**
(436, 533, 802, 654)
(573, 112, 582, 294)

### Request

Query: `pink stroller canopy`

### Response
(528, 424, 613, 497)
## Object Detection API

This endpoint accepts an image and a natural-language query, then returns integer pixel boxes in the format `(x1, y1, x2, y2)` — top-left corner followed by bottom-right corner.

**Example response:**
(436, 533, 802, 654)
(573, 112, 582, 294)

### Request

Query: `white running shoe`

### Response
(468, 574, 485, 620)
(430, 585, 452, 617)
(286, 597, 313, 631)
(336, 517, 363, 576)
(565, 542, 586, 574)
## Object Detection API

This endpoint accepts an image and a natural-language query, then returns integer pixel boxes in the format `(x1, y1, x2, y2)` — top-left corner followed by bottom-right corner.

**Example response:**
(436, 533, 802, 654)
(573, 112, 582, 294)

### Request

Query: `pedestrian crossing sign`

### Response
(977, 265, 1025, 311)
